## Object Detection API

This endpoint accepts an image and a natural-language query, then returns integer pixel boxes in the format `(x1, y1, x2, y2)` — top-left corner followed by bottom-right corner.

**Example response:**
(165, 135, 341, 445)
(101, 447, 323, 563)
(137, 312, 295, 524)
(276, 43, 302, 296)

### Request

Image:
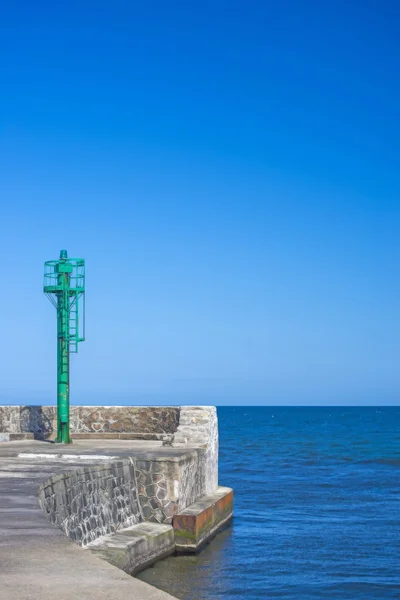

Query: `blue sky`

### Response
(0, 1, 399, 405)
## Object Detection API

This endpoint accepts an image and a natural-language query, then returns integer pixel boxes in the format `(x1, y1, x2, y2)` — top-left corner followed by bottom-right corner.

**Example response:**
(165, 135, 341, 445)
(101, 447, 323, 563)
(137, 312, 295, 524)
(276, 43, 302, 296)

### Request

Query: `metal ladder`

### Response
(68, 296, 78, 353)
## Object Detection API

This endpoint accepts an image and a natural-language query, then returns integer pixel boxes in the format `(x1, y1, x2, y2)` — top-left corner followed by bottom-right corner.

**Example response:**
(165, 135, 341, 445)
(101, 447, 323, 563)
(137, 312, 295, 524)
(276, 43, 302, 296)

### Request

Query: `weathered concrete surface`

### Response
(173, 486, 233, 552)
(0, 440, 179, 600)
(72, 432, 172, 441)
(0, 432, 34, 442)
(89, 522, 175, 575)
(2, 438, 190, 457)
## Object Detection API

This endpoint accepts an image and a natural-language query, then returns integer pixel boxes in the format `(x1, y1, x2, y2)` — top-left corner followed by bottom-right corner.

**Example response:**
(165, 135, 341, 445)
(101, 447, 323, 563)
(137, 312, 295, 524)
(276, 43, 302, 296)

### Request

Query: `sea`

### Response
(137, 406, 400, 599)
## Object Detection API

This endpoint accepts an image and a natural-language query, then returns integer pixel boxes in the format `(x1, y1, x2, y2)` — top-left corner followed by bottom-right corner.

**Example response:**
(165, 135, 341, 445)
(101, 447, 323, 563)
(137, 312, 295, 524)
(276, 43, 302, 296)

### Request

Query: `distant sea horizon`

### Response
(1, 397, 399, 407)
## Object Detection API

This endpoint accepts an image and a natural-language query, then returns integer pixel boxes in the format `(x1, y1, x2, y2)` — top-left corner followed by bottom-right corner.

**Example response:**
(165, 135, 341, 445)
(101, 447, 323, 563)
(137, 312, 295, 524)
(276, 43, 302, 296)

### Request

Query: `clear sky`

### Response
(0, 1, 399, 406)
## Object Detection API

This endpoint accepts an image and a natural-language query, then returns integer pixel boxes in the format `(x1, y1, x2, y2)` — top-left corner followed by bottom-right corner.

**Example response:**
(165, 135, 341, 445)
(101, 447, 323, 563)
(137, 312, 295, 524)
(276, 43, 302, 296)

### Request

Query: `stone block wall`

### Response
(0, 405, 57, 436)
(172, 406, 218, 494)
(71, 406, 180, 435)
(135, 450, 206, 524)
(0, 406, 180, 438)
(37, 456, 233, 578)
(38, 460, 141, 546)
(38, 450, 209, 547)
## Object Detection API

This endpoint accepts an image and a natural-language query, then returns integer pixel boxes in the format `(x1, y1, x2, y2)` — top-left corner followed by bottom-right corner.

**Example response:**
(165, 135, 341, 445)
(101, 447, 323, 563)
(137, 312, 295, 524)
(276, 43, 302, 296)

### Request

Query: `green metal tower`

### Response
(44, 250, 85, 444)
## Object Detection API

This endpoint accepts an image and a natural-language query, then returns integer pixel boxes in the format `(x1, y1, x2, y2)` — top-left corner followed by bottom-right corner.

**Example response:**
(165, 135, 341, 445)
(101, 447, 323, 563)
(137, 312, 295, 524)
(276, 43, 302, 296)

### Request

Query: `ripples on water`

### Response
(137, 407, 400, 599)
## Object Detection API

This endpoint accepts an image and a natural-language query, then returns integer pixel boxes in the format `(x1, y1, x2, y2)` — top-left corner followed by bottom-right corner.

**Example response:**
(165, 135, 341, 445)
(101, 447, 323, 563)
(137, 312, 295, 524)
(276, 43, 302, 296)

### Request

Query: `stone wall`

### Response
(0, 406, 180, 438)
(172, 406, 218, 494)
(38, 450, 209, 547)
(0, 405, 57, 436)
(38, 460, 142, 546)
(71, 407, 180, 435)
(135, 450, 206, 524)
(39, 449, 206, 546)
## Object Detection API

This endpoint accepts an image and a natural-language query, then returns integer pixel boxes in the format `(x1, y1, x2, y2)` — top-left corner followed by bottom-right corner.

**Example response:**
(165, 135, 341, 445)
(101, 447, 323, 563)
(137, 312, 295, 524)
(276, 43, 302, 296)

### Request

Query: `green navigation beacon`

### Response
(44, 250, 85, 443)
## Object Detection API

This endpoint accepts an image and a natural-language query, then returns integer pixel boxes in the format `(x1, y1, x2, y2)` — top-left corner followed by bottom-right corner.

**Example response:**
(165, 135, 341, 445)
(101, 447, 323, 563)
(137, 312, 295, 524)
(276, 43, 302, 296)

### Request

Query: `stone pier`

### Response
(0, 406, 233, 600)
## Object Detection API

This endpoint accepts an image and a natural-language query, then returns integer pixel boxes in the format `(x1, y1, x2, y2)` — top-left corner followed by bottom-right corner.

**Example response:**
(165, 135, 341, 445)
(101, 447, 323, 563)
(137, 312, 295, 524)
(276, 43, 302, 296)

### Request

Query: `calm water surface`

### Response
(137, 407, 400, 599)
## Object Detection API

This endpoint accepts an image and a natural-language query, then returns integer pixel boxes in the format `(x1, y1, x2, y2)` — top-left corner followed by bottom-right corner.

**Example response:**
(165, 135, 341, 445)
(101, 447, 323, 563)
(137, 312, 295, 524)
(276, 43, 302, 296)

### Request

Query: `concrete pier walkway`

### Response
(0, 440, 180, 600)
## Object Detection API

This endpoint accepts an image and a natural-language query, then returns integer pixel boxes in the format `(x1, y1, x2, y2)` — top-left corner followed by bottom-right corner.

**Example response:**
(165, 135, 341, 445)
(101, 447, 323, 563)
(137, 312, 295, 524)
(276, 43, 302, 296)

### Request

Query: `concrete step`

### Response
(173, 486, 233, 552)
(87, 522, 175, 575)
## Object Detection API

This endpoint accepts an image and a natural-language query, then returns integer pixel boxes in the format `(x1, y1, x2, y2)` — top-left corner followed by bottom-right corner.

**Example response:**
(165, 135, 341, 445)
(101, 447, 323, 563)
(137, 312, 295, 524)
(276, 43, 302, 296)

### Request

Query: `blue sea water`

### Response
(137, 406, 400, 599)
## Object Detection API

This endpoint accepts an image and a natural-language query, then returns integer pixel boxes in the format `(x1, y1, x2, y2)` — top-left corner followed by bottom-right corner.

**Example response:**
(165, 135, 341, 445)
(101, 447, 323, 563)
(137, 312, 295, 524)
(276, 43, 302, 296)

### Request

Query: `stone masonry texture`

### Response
(38, 449, 210, 547)
(135, 451, 206, 524)
(38, 460, 142, 546)
(0, 406, 180, 438)
(24, 406, 220, 549)
(172, 406, 218, 493)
